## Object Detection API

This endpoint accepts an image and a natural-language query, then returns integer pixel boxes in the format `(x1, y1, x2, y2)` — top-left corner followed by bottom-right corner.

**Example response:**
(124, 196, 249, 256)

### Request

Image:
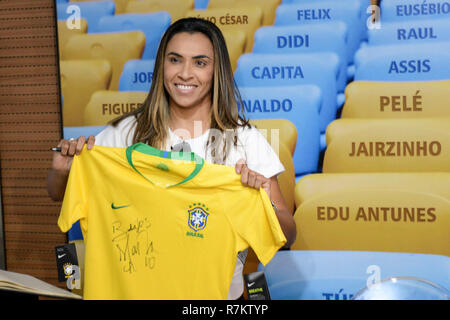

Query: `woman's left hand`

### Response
(235, 159, 271, 199)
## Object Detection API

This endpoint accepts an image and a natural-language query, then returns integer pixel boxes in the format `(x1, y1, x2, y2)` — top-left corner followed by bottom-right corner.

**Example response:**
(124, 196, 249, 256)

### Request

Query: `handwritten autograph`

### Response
(112, 218, 156, 274)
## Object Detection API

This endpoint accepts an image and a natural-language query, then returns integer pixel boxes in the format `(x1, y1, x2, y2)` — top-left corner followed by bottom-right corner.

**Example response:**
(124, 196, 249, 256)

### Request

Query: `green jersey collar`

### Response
(126, 142, 204, 188)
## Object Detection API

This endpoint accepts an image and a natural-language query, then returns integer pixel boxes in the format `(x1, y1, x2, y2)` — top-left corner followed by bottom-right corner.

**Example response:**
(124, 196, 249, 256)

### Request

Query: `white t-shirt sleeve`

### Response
(238, 125, 285, 179)
(94, 116, 136, 148)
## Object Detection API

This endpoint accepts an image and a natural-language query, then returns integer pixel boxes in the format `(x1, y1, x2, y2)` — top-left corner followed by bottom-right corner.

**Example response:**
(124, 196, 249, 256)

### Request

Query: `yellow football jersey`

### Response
(58, 143, 286, 300)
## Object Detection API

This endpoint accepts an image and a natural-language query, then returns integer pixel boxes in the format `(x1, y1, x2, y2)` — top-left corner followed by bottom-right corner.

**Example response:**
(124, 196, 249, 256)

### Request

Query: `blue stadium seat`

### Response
(90, 12, 171, 59)
(234, 52, 340, 135)
(275, 0, 365, 63)
(119, 59, 155, 91)
(195, 0, 210, 9)
(367, 18, 450, 46)
(56, 1, 115, 32)
(239, 85, 321, 175)
(258, 250, 450, 300)
(63, 125, 107, 140)
(354, 42, 450, 81)
(282, 0, 370, 8)
(253, 22, 349, 92)
(380, 0, 450, 22)
(281, 0, 371, 37)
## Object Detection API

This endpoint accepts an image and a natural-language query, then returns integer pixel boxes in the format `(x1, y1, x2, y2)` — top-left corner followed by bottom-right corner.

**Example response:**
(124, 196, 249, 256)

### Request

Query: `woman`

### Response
(47, 17, 296, 300)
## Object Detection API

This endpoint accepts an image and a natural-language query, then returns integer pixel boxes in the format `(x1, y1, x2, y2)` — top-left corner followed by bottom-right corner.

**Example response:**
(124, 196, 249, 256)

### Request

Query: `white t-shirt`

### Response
(95, 116, 285, 299)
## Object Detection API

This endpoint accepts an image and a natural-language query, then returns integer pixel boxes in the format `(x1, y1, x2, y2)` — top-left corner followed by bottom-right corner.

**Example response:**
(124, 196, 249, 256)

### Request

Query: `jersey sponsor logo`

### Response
(111, 203, 130, 210)
(187, 203, 210, 233)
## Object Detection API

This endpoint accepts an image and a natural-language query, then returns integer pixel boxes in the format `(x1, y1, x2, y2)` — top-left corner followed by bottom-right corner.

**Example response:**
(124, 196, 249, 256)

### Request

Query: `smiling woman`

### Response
(163, 32, 215, 121)
(109, 17, 251, 155)
(47, 17, 296, 300)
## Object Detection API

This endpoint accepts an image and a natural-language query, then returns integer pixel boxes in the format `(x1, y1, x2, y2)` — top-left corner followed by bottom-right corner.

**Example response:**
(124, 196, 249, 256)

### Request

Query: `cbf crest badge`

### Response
(63, 263, 74, 278)
(187, 203, 210, 237)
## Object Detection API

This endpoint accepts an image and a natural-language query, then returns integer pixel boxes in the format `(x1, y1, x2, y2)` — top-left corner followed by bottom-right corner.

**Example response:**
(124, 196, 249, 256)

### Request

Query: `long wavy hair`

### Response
(111, 17, 249, 163)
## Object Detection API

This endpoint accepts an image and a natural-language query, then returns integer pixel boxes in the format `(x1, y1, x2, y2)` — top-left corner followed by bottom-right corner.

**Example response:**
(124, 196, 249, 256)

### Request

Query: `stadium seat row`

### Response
(60, 53, 450, 176)
(58, 0, 284, 23)
(56, 1, 279, 56)
(57, 28, 450, 111)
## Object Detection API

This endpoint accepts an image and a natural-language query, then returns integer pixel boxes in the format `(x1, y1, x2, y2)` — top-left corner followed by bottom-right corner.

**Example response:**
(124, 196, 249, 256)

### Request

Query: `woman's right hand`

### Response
(47, 135, 95, 201)
(51, 135, 96, 173)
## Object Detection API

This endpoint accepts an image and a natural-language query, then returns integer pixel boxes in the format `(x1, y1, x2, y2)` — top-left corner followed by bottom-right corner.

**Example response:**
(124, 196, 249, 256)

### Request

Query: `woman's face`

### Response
(163, 32, 215, 111)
